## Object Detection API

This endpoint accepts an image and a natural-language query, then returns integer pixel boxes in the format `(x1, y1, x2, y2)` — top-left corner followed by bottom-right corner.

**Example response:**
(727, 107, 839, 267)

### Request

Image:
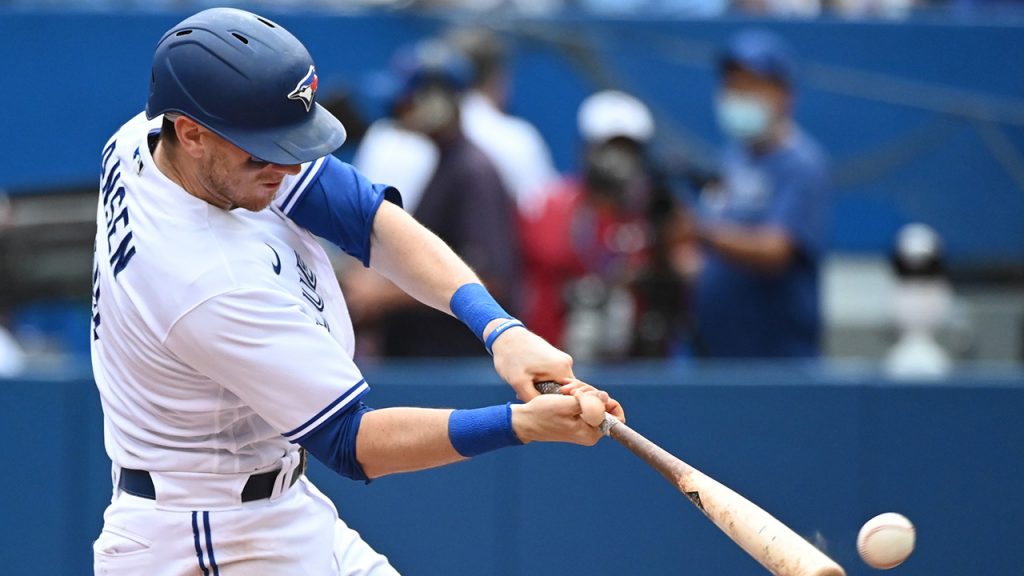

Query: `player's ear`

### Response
(173, 116, 206, 159)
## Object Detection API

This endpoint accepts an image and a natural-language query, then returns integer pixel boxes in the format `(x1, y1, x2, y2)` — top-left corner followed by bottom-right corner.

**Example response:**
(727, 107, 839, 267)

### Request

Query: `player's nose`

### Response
(268, 163, 302, 176)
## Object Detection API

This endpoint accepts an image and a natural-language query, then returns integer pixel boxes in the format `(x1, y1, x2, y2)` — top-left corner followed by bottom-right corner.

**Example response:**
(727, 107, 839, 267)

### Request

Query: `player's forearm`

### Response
(356, 407, 465, 479)
(368, 201, 480, 314)
(700, 223, 794, 271)
(354, 384, 622, 480)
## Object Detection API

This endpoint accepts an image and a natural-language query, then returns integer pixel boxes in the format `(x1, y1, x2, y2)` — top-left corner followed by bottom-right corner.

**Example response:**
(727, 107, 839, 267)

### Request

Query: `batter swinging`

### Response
(91, 8, 622, 575)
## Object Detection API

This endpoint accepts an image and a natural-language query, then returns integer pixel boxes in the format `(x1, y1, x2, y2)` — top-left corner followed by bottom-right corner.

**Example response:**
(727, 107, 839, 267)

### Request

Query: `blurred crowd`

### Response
(329, 27, 834, 362)
(0, 19, 975, 374)
(3, 0, 1017, 20)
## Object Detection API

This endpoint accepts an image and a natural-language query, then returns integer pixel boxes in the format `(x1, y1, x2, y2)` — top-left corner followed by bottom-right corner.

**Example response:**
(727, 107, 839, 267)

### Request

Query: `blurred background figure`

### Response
(885, 223, 955, 377)
(0, 191, 26, 378)
(690, 30, 830, 358)
(829, 0, 916, 19)
(353, 58, 440, 215)
(447, 26, 559, 218)
(579, 0, 729, 17)
(408, 0, 564, 15)
(521, 90, 688, 361)
(733, 0, 822, 17)
(0, 326, 25, 379)
(344, 40, 520, 357)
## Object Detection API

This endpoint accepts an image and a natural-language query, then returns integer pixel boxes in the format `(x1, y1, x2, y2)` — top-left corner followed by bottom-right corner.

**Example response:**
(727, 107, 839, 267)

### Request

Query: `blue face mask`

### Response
(715, 92, 774, 142)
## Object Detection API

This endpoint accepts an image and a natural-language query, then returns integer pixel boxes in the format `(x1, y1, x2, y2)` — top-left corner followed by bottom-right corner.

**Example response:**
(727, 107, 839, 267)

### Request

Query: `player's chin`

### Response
(238, 192, 277, 212)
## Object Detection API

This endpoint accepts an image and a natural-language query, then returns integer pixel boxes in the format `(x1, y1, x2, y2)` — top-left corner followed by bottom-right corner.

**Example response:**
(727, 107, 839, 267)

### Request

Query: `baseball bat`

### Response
(536, 381, 845, 576)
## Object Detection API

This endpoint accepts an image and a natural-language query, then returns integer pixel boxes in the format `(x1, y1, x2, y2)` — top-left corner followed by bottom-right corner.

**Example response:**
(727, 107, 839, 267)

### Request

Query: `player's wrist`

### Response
(449, 283, 516, 343)
(481, 317, 507, 340)
(448, 403, 524, 458)
(484, 318, 525, 355)
(508, 403, 535, 445)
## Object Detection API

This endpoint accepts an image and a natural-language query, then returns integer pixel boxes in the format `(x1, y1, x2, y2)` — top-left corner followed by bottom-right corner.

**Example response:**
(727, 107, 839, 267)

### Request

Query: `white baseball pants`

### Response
(93, 477, 399, 575)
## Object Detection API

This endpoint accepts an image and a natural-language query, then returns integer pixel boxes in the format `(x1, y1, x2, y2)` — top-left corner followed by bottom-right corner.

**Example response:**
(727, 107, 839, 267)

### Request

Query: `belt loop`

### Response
(111, 464, 121, 499)
(269, 451, 298, 502)
(289, 451, 299, 486)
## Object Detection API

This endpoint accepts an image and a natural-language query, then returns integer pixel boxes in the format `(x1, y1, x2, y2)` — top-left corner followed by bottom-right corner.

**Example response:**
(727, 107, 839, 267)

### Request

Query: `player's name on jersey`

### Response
(100, 139, 137, 278)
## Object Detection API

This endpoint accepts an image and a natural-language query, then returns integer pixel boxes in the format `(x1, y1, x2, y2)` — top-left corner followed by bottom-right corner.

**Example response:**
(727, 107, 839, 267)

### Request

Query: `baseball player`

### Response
(91, 8, 624, 575)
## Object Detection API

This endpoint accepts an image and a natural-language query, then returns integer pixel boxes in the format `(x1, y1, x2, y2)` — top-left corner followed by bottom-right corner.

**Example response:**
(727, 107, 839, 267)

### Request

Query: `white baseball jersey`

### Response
(91, 112, 369, 479)
(91, 113, 402, 575)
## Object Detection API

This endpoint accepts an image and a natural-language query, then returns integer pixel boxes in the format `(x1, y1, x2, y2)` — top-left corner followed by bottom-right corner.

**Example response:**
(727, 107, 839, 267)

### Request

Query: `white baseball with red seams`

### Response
(857, 512, 915, 569)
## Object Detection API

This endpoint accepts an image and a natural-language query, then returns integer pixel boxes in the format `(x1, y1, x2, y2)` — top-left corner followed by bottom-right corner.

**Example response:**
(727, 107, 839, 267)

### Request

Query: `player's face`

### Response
(197, 131, 301, 212)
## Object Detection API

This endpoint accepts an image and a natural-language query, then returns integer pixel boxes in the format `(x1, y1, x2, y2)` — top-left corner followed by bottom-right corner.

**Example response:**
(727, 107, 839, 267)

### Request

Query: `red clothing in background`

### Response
(520, 178, 650, 347)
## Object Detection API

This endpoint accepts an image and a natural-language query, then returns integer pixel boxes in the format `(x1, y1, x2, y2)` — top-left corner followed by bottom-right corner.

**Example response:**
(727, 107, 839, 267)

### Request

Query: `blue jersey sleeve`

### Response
(281, 155, 402, 267)
(766, 154, 830, 258)
(295, 400, 374, 482)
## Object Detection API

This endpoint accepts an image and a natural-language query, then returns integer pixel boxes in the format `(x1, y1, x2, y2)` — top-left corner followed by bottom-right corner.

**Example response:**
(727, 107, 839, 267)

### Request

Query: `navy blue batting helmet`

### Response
(146, 8, 346, 165)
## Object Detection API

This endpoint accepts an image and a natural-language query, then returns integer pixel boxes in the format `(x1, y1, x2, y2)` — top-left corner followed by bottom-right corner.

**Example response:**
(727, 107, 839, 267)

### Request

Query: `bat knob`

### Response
(534, 381, 562, 395)
(599, 413, 619, 436)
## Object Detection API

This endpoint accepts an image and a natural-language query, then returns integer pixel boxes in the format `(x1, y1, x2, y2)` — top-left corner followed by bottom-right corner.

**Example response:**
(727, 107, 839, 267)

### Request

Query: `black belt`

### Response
(119, 450, 307, 503)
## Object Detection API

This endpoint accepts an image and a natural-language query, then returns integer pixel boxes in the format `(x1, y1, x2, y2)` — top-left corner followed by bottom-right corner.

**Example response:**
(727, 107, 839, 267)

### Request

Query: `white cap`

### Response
(577, 90, 655, 144)
(897, 223, 942, 268)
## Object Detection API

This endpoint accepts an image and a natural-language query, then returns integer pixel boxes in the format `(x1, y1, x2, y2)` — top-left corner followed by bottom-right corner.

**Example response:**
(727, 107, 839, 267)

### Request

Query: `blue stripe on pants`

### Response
(192, 511, 209, 576)
(203, 511, 220, 576)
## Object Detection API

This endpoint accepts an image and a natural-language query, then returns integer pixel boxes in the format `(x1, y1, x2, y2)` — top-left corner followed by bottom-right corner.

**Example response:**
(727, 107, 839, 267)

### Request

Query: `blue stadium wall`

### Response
(1, 12, 1023, 263)
(1, 12, 1023, 574)
(2, 361, 1022, 575)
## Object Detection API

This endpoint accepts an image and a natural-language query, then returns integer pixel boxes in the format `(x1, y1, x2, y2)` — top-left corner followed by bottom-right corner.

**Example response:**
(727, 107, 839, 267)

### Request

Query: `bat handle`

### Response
(534, 381, 620, 436)
(534, 381, 562, 395)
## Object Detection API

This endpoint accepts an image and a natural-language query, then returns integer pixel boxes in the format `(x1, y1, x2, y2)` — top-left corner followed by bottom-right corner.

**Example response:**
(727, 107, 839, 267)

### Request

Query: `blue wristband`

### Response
(484, 318, 525, 356)
(448, 403, 523, 458)
(449, 283, 512, 342)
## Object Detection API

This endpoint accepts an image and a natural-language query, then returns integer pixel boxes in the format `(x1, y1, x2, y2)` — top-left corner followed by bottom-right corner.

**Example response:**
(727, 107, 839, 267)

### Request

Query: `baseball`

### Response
(857, 512, 915, 569)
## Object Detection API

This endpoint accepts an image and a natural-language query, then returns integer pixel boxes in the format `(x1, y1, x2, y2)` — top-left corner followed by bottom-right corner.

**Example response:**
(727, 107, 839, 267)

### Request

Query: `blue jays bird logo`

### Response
(287, 65, 318, 112)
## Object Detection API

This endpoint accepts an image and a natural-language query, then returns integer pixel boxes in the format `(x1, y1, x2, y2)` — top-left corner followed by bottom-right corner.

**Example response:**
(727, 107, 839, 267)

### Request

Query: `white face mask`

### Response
(715, 92, 774, 142)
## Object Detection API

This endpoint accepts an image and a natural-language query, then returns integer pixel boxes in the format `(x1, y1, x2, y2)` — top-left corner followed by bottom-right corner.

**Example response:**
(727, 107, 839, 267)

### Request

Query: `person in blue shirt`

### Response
(692, 30, 830, 358)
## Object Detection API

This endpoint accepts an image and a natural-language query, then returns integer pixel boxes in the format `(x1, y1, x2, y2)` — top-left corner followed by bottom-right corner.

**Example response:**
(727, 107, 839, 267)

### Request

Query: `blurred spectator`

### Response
(447, 27, 559, 217)
(0, 191, 26, 378)
(828, 0, 915, 18)
(0, 326, 25, 378)
(352, 112, 438, 214)
(412, 0, 563, 15)
(733, 0, 822, 17)
(353, 43, 448, 214)
(581, 0, 728, 16)
(690, 30, 830, 358)
(885, 223, 954, 377)
(344, 41, 520, 357)
(827, 0, 917, 17)
(521, 91, 688, 360)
